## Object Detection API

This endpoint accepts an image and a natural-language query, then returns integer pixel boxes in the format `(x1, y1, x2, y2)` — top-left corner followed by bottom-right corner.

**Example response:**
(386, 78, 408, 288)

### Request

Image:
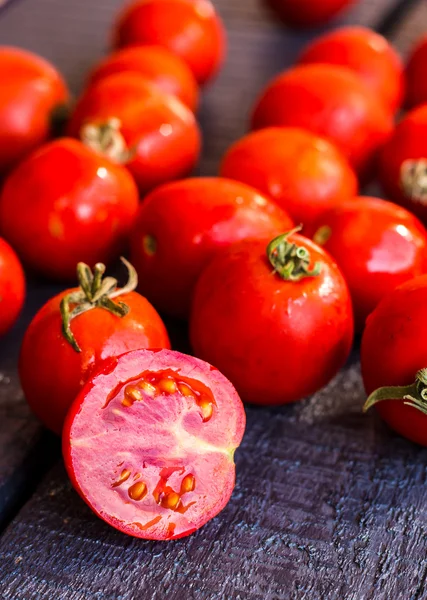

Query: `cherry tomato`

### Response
(405, 36, 427, 109)
(0, 237, 25, 336)
(0, 138, 139, 281)
(68, 73, 201, 194)
(265, 0, 356, 28)
(113, 0, 225, 85)
(87, 45, 199, 112)
(251, 64, 393, 179)
(20, 259, 170, 435)
(63, 347, 245, 539)
(362, 275, 427, 446)
(220, 127, 358, 237)
(130, 177, 294, 318)
(298, 27, 404, 114)
(312, 196, 427, 331)
(0, 46, 69, 174)
(190, 230, 354, 405)
(379, 104, 427, 224)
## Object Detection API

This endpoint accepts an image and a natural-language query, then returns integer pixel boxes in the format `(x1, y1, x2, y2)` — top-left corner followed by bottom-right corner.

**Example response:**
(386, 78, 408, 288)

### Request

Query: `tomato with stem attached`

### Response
(20, 259, 170, 434)
(0, 238, 25, 336)
(63, 348, 245, 540)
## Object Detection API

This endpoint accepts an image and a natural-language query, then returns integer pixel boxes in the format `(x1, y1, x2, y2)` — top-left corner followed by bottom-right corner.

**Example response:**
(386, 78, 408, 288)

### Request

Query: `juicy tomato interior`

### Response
(64, 349, 245, 540)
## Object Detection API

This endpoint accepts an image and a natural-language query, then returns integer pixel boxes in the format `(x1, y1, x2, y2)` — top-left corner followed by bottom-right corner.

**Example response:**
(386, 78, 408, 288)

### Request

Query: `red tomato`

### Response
(312, 197, 427, 331)
(251, 64, 393, 178)
(379, 104, 427, 224)
(130, 177, 294, 318)
(405, 36, 427, 109)
(67, 73, 201, 194)
(361, 275, 427, 446)
(0, 138, 139, 281)
(0, 237, 25, 336)
(63, 348, 245, 539)
(0, 46, 69, 174)
(20, 259, 170, 435)
(113, 0, 225, 85)
(265, 0, 356, 28)
(298, 27, 404, 114)
(190, 231, 354, 405)
(220, 127, 358, 237)
(87, 45, 199, 112)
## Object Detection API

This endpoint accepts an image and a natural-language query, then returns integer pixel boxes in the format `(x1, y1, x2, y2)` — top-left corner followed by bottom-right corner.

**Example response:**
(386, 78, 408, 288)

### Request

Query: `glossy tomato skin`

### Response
(0, 138, 139, 281)
(251, 64, 393, 179)
(220, 127, 358, 237)
(298, 27, 404, 114)
(20, 291, 170, 435)
(68, 73, 201, 194)
(87, 45, 199, 112)
(113, 0, 225, 85)
(361, 276, 427, 446)
(379, 104, 427, 223)
(265, 0, 355, 28)
(0, 47, 69, 174)
(313, 197, 427, 331)
(190, 234, 354, 405)
(130, 177, 294, 318)
(0, 238, 25, 336)
(63, 348, 245, 539)
(406, 36, 427, 109)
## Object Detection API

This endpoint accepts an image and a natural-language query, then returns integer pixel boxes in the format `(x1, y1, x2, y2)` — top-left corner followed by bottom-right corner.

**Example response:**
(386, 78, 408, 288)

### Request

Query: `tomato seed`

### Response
(158, 378, 178, 394)
(199, 399, 213, 421)
(162, 492, 181, 510)
(128, 481, 147, 501)
(112, 469, 131, 487)
(124, 385, 143, 404)
(178, 383, 195, 398)
(181, 474, 196, 494)
(138, 380, 157, 395)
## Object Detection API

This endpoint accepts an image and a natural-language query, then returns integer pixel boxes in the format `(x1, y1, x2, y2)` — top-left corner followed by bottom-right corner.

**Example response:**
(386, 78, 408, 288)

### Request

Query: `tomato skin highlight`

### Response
(130, 177, 294, 318)
(313, 197, 427, 331)
(405, 36, 427, 109)
(298, 27, 404, 114)
(68, 72, 201, 194)
(0, 46, 69, 174)
(0, 237, 25, 336)
(0, 138, 139, 281)
(190, 234, 354, 405)
(265, 0, 355, 28)
(87, 45, 199, 112)
(113, 0, 225, 85)
(220, 127, 358, 237)
(63, 348, 245, 540)
(251, 64, 393, 179)
(361, 275, 427, 446)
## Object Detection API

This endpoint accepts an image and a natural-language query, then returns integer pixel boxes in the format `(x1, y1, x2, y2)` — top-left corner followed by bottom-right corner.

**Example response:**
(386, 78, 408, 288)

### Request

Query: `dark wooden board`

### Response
(1, 0, 427, 598)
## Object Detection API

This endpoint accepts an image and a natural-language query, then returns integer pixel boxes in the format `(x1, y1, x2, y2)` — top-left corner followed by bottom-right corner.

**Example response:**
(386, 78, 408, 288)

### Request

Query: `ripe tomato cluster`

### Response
(3, 0, 427, 542)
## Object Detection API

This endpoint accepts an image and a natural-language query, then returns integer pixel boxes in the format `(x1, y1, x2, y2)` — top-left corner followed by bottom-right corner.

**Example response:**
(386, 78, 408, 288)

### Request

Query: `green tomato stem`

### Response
(266, 226, 322, 282)
(363, 368, 427, 416)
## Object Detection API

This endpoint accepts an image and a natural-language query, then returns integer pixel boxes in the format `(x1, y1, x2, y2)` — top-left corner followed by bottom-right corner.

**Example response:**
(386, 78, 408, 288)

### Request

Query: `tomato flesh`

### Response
(63, 349, 245, 539)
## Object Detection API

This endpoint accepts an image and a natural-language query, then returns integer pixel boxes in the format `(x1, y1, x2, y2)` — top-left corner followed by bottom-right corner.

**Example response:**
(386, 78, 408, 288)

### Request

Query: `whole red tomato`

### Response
(130, 177, 294, 318)
(298, 27, 404, 114)
(190, 230, 354, 405)
(113, 0, 225, 85)
(251, 64, 393, 178)
(312, 197, 427, 331)
(405, 36, 427, 109)
(362, 275, 427, 446)
(0, 138, 139, 281)
(265, 0, 356, 28)
(220, 127, 358, 237)
(20, 259, 170, 435)
(68, 73, 201, 194)
(0, 46, 69, 174)
(379, 104, 427, 224)
(63, 348, 245, 539)
(0, 237, 25, 336)
(87, 45, 199, 112)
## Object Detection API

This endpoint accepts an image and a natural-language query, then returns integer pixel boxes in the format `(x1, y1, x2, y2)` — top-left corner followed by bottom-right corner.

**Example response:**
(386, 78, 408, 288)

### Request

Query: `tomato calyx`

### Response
(267, 226, 322, 281)
(60, 257, 138, 352)
(363, 368, 427, 416)
(80, 118, 134, 164)
(400, 159, 427, 206)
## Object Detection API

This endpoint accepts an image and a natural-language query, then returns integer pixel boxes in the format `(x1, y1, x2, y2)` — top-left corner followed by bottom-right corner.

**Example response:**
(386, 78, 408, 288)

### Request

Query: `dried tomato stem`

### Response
(400, 158, 427, 205)
(60, 257, 138, 353)
(363, 368, 427, 416)
(80, 118, 133, 164)
(266, 226, 322, 282)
